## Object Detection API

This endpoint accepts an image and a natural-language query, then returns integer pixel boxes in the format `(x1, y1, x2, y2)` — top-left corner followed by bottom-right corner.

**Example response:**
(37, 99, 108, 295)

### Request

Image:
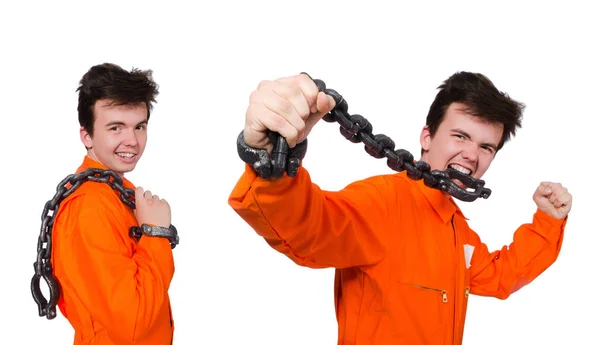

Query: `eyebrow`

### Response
(105, 120, 148, 127)
(451, 128, 498, 151)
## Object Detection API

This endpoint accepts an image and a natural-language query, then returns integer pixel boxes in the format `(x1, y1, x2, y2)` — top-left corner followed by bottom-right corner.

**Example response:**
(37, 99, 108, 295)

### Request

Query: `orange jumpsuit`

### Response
(51, 156, 175, 345)
(228, 164, 567, 344)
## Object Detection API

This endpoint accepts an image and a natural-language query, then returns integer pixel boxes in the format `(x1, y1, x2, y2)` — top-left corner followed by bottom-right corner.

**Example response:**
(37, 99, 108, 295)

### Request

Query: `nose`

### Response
(461, 142, 478, 163)
(122, 128, 139, 147)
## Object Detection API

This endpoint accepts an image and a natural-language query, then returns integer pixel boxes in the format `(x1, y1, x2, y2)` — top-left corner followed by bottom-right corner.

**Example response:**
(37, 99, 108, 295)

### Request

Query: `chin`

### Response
(110, 163, 137, 175)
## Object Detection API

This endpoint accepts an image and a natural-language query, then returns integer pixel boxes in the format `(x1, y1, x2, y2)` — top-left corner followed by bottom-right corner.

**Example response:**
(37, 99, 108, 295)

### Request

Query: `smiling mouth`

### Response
(116, 153, 136, 159)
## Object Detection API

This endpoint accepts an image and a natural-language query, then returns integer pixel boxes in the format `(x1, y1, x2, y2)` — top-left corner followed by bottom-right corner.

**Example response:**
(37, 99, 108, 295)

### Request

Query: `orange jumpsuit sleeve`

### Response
(228, 164, 397, 268)
(467, 208, 567, 299)
(56, 189, 174, 344)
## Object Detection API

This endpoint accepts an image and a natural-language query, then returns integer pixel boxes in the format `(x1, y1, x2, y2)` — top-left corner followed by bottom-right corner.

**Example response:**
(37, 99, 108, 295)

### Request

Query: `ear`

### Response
(80, 127, 93, 149)
(420, 125, 432, 152)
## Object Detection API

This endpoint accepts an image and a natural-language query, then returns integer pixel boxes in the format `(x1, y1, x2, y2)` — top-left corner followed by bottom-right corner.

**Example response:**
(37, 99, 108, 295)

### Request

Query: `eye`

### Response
(481, 145, 494, 153)
(453, 134, 466, 140)
(136, 124, 146, 130)
(110, 126, 121, 131)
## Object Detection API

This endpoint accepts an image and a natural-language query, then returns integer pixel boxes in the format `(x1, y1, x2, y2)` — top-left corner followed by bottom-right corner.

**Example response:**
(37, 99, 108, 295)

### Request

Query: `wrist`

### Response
(130, 223, 180, 249)
(237, 130, 308, 180)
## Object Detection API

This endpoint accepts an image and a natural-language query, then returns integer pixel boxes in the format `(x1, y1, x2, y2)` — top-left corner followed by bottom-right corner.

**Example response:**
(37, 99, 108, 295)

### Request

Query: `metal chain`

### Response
(30, 168, 177, 320)
(271, 72, 492, 202)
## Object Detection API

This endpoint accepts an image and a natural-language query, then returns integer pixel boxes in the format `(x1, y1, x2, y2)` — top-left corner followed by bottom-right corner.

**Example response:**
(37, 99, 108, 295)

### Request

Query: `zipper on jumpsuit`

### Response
(451, 214, 457, 345)
(406, 283, 449, 303)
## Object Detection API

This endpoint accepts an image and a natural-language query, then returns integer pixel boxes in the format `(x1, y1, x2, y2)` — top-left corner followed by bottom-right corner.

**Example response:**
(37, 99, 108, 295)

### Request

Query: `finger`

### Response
(549, 187, 568, 204)
(295, 74, 321, 111)
(271, 81, 311, 121)
(536, 183, 552, 197)
(253, 104, 300, 147)
(143, 190, 153, 199)
(553, 192, 572, 208)
(152, 194, 160, 201)
(544, 182, 563, 190)
(316, 91, 336, 114)
(302, 92, 336, 138)
(305, 111, 327, 135)
(262, 90, 306, 135)
(135, 187, 144, 201)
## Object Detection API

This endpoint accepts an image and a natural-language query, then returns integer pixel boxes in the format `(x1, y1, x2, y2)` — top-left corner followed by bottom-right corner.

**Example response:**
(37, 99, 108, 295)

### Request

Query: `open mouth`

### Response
(447, 163, 472, 176)
(116, 152, 137, 162)
(446, 164, 476, 191)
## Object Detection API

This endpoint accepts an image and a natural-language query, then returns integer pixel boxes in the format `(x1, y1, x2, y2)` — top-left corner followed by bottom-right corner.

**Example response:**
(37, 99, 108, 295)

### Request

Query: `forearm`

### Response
(61, 229, 175, 343)
(229, 164, 389, 268)
(469, 209, 567, 299)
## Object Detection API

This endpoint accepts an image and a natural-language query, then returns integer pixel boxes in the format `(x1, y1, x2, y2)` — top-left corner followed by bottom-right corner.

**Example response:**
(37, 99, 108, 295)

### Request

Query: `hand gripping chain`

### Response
(31, 168, 179, 320)
(237, 73, 491, 202)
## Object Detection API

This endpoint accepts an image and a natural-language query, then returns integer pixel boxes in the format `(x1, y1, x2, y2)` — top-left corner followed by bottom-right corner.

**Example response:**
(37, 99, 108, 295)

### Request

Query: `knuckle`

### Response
(275, 83, 294, 98)
(271, 114, 287, 131)
(304, 81, 319, 100)
(297, 121, 306, 133)
(274, 97, 294, 115)
(287, 125, 299, 138)
(298, 73, 310, 82)
(257, 80, 272, 90)
(249, 89, 260, 103)
(299, 73, 313, 87)
(288, 83, 304, 99)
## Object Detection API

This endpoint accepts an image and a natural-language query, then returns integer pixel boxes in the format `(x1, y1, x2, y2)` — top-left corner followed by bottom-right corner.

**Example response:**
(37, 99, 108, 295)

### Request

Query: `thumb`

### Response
(302, 93, 335, 135)
(135, 187, 144, 202)
(315, 92, 336, 115)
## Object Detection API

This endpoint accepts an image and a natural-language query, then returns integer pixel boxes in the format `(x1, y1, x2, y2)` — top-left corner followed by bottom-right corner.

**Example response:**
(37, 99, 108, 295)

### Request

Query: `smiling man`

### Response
(51, 63, 176, 345)
(228, 72, 573, 344)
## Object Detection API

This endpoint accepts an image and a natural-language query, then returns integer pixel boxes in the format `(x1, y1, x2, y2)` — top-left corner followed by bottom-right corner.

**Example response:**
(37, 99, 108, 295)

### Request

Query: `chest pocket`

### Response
(389, 257, 451, 340)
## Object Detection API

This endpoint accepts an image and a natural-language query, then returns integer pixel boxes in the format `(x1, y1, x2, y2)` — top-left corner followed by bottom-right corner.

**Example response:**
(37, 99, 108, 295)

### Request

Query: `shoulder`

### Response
(337, 171, 419, 209)
(67, 179, 122, 205)
(359, 171, 418, 194)
(55, 178, 130, 223)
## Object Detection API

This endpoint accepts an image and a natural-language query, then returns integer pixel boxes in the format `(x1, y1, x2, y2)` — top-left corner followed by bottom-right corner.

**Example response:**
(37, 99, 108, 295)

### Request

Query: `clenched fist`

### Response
(134, 187, 171, 228)
(533, 182, 572, 220)
(244, 73, 336, 155)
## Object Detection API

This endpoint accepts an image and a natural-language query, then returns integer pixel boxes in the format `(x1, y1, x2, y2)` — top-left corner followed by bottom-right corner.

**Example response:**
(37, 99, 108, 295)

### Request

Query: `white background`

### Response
(1, 1, 598, 344)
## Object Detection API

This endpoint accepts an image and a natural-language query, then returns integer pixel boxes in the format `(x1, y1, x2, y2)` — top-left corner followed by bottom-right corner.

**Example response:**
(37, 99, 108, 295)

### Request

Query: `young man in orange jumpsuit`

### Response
(228, 72, 573, 344)
(51, 63, 177, 345)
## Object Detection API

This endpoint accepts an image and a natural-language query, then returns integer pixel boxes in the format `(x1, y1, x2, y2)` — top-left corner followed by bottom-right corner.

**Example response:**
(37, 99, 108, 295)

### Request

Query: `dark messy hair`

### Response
(77, 62, 159, 136)
(423, 71, 524, 154)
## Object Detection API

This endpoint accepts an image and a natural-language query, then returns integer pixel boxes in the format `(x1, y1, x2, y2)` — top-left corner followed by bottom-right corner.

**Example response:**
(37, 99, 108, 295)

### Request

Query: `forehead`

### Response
(441, 103, 503, 143)
(93, 99, 148, 123)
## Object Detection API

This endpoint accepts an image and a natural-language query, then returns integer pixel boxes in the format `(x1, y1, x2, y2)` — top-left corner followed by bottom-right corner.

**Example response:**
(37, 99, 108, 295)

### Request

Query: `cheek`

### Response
(475, 154, 494, 173)
(137, 131, 148, 145)
(436, 141, 460, 159)
(428, 141, 455, 168)
(99, 133, 123, 152)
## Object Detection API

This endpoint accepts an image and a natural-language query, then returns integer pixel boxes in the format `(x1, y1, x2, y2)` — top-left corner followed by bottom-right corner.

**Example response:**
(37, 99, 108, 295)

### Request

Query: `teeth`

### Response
(450, 164, 471, 175)
(117, 153, 134, 158)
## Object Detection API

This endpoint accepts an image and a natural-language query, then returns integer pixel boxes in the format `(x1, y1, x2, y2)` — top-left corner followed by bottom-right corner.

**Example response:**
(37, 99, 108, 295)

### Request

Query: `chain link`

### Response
(31, 168, 177, 320)
(268, 72, 492, 202)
